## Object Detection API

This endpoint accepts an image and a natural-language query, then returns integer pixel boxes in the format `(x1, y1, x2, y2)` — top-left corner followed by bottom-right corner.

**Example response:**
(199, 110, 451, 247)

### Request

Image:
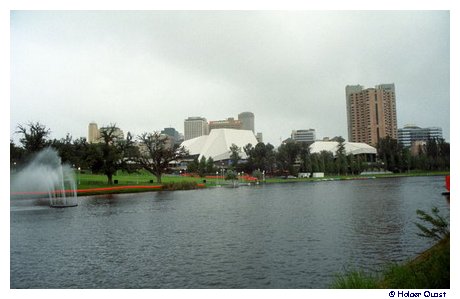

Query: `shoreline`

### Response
(10, 171, 449, 198)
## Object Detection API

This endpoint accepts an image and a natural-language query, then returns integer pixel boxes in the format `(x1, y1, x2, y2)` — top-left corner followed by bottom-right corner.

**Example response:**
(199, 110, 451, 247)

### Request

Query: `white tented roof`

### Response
(181, 129, 258, 161)
(310, 141, 377, 156)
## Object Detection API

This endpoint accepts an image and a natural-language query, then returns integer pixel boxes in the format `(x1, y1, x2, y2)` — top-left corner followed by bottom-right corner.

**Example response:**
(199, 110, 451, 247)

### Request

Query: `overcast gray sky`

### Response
(10, 10, 450, 146)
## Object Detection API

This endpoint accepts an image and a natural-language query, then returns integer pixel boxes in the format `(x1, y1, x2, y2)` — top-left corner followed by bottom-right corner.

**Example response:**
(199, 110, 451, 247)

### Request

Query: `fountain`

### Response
(10, 147, 78, 208)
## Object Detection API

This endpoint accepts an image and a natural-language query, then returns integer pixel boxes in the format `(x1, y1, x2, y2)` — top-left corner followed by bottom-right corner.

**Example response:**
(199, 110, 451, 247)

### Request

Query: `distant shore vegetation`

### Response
(11, 122, 449, 188)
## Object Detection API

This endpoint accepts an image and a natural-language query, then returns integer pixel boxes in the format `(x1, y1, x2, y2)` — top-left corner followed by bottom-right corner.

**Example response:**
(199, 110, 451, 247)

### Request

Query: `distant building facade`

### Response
(88, 122, 124, 143)
(398, 125, 443, 148)
(184, 117, 209, 141)
(238, 112, 255, 133)
(346, 83, 398, 146)
(291, 129, 316, 143)
(209, 117, 242, 132)
(88, 122, 100, 143)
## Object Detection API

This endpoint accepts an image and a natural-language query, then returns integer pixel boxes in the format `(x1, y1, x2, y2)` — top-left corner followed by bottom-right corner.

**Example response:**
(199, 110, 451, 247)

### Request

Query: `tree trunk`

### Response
(156, 173, 162, 184)
(107, 173, 113, 185)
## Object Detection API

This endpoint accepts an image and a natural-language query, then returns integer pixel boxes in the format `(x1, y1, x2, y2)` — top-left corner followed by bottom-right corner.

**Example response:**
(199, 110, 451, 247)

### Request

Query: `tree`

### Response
(276, 141, 300, 176)
(229, 144, 242, 168)
(97, 124, 137, 184)
(335, 139, 348, 175)
(377, 136, 403, 172)
(10, 140, 25, 169)
(187, 157, 199, 173)
(137, 131, 188, 183)
(206, 157, 216, 174)
(198, 156, 207, 177)
(16, 122, 51, 156)
(299, 142, 312, 174)
(51, 133, 75, 165)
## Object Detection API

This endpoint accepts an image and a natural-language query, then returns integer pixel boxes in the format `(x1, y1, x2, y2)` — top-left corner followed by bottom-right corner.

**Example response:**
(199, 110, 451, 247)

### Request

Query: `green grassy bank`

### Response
(332, 235, 450, 289)
(70, 170, 449, 195)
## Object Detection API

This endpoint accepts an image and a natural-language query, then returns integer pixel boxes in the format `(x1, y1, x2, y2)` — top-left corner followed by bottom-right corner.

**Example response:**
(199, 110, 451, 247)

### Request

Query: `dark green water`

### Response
(10, 176, 449, 288)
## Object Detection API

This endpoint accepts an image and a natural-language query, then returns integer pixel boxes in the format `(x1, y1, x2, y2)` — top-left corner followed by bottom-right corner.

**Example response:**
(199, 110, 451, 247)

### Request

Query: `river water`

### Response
(10, 176, 449, 288)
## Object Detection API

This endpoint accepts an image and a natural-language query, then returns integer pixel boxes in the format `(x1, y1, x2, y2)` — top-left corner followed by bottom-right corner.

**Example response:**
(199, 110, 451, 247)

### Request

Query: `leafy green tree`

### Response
(377, 136, 403, 172)
(276, 141, 300, 176)
(198, 156, 207, 177)
(252, 169, 263, 180)
(311, 153, 321, 172)
(229, 144, 242, 168)
(299, 142, 312, 174)
(206, 157, 216, 174)
(319, 150, 335, 174)
(225, 169, 237, 181)
(96, 124, 138, 184)
(137, 131, 188, 183)
(335, 139, 348, 175)
(187, 157, 199, 173)
(16, 122, 51, 156)
(10, 140, 25, 169)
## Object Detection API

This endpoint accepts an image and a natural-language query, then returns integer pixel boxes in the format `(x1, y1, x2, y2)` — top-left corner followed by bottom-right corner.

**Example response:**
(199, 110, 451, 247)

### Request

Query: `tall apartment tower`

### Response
(184, 117, 209, 140)
(346, 83, 398, 146)
(238, 112, 255, 133)
(88, 122, 100, 143)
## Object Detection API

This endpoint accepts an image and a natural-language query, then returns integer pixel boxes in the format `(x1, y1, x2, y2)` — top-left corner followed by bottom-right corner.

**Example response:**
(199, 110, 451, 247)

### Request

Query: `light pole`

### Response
(78, 167, 81, 185)
(216, 171, 219, 185)
(262, 170, 265, 182)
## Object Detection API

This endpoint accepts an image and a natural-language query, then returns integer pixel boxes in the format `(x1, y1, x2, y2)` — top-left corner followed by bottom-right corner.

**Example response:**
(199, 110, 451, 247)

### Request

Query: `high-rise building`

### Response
(88, 122, 100, 143)
(184, 117, 209, 140)
(398, 125, 443, 148)
(346, 83, 398, 146)
(209, 117, 242, 132)
(238, 112, 255, 133)
(291, 129, 316, 143)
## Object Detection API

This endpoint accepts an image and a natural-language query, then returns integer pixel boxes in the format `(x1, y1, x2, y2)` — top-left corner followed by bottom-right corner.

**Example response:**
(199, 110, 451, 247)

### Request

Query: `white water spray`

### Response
(11, 148, 78, 207)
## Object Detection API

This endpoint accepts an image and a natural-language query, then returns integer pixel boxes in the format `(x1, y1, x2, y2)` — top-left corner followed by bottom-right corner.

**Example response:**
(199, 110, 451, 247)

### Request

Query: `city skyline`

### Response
(10, 11, 450, 146)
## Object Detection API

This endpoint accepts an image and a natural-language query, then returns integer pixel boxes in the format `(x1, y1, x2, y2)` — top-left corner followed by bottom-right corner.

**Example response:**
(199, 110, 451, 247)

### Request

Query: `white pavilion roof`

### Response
(309, 141, 377, 156)
(181, 129, 258, 161)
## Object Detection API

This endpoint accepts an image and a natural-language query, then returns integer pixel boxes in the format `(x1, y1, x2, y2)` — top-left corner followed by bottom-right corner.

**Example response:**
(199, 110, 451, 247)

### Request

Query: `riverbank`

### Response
(10, 170, 449, 197)
(332, 235, 450, 289)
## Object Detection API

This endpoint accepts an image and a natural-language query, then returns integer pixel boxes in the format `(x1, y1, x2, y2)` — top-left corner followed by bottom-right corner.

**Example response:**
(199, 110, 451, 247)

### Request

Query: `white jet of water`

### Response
(11, 147, 78, 207)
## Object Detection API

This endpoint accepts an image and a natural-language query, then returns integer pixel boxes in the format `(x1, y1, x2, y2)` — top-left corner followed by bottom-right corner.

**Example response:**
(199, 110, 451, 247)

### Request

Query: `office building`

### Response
(88, 122, 100, 143)
(88, 122, 124, 143)
(184, 117, 209, 140)
(291, 129, 316, 143)
(398, 125, 443, 148)
(209, 117, 242, 132)
(238, 112, 255, 133)
(346, 83, 398, 146)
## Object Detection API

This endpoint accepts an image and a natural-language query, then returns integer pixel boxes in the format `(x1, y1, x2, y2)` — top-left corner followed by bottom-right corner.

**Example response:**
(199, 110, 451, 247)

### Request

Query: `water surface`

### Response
(10, 176, 449, 288)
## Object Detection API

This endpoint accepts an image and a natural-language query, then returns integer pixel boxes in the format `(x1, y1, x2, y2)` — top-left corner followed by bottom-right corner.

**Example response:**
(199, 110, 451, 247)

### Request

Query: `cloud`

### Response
(10, 11, 450, 145)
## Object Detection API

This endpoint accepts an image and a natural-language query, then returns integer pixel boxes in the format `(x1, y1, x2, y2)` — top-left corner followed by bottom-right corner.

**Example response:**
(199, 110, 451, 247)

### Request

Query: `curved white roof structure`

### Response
(181, 128, 258, 161)
(310, 141, 377, 156)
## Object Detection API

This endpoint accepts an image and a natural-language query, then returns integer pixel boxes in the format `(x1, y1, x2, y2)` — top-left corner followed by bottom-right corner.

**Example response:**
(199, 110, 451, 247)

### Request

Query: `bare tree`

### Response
(137, 132, 188, 183)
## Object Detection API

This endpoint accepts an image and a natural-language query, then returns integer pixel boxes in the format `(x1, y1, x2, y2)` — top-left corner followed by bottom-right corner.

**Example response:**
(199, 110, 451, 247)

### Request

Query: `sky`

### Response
(10, 10, 450, 146)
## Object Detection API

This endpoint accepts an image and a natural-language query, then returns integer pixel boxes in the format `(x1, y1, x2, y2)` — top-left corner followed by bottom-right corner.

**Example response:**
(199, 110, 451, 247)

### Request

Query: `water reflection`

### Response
(11, 176, 449, 288)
